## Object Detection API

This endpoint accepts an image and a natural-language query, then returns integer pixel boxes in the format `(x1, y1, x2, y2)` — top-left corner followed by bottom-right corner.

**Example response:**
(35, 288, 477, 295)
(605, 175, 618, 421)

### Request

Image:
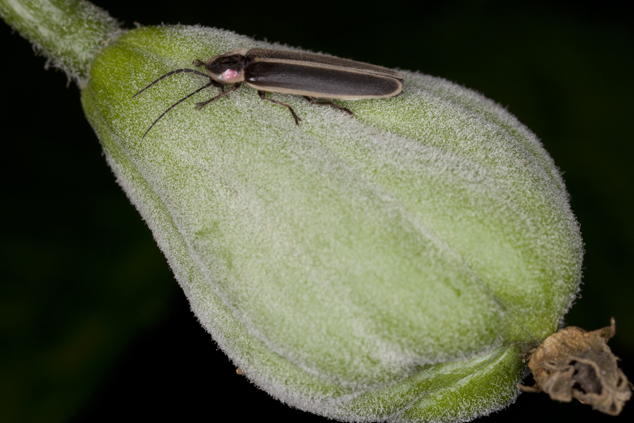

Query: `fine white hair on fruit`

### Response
(85, 24, 582, 423)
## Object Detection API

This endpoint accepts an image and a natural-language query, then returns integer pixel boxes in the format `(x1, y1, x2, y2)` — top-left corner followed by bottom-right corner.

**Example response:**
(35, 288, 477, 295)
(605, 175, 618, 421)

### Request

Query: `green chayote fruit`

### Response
(0, 1, 583, 420)
(80, 25, 582, 421)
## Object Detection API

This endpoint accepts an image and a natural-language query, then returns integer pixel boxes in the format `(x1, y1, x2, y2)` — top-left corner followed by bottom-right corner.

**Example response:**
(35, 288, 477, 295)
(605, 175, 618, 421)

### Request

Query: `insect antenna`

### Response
(132, 68, 212, 98)
(142, 81, 216, 138)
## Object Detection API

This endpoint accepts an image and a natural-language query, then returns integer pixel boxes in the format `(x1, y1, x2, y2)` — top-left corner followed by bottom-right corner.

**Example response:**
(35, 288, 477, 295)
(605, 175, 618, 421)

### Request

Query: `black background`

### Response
(1, 1, 633, 422)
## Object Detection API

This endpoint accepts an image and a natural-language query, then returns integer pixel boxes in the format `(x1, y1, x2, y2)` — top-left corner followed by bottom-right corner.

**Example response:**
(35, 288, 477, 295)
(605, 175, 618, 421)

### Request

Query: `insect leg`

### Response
(194, 83, 242, 110)
(258, 91, 302, 125)
(303, 96, 354, 116)
(142, 81, 216, 139)
(132, 68, 216, 98)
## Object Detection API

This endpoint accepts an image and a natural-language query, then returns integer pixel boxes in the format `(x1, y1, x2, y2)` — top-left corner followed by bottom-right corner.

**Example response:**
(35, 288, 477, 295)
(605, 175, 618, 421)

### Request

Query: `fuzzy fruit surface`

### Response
(82, 25, 583, 422)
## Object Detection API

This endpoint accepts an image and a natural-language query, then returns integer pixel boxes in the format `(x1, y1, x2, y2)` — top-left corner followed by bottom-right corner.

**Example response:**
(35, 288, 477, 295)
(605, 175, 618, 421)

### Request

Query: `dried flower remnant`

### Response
(519, 318, 632, 415)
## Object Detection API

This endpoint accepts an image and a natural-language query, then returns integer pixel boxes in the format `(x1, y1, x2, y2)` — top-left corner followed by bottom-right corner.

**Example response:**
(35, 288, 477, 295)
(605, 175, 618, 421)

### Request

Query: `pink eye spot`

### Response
(222, 69, 241, 81)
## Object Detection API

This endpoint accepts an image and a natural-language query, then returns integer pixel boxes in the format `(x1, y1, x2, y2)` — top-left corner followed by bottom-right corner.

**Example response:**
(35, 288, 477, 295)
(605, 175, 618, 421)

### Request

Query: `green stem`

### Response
(0, 0, 120, 86)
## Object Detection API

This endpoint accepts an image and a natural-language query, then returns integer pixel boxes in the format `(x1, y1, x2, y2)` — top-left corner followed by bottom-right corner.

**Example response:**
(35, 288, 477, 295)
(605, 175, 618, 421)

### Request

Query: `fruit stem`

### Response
(0, 0, 121, 86)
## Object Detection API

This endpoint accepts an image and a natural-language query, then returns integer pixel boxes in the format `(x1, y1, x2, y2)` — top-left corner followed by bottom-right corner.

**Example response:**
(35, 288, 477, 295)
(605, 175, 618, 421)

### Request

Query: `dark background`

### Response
(1, 0, 632, 422)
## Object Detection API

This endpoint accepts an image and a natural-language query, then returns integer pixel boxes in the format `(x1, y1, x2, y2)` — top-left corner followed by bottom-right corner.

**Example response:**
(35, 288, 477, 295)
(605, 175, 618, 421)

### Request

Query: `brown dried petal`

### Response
(519, 318, 632, 415)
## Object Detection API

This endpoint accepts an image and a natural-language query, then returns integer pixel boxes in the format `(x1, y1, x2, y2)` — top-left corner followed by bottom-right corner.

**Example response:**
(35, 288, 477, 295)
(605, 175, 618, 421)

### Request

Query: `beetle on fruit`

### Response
(133, 48, 404, 137)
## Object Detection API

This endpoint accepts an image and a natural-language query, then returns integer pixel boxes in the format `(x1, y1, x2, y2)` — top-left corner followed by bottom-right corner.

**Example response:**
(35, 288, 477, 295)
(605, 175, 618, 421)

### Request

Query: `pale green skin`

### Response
(0, 0, 583, 419)
(79, 25, 582, 422)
